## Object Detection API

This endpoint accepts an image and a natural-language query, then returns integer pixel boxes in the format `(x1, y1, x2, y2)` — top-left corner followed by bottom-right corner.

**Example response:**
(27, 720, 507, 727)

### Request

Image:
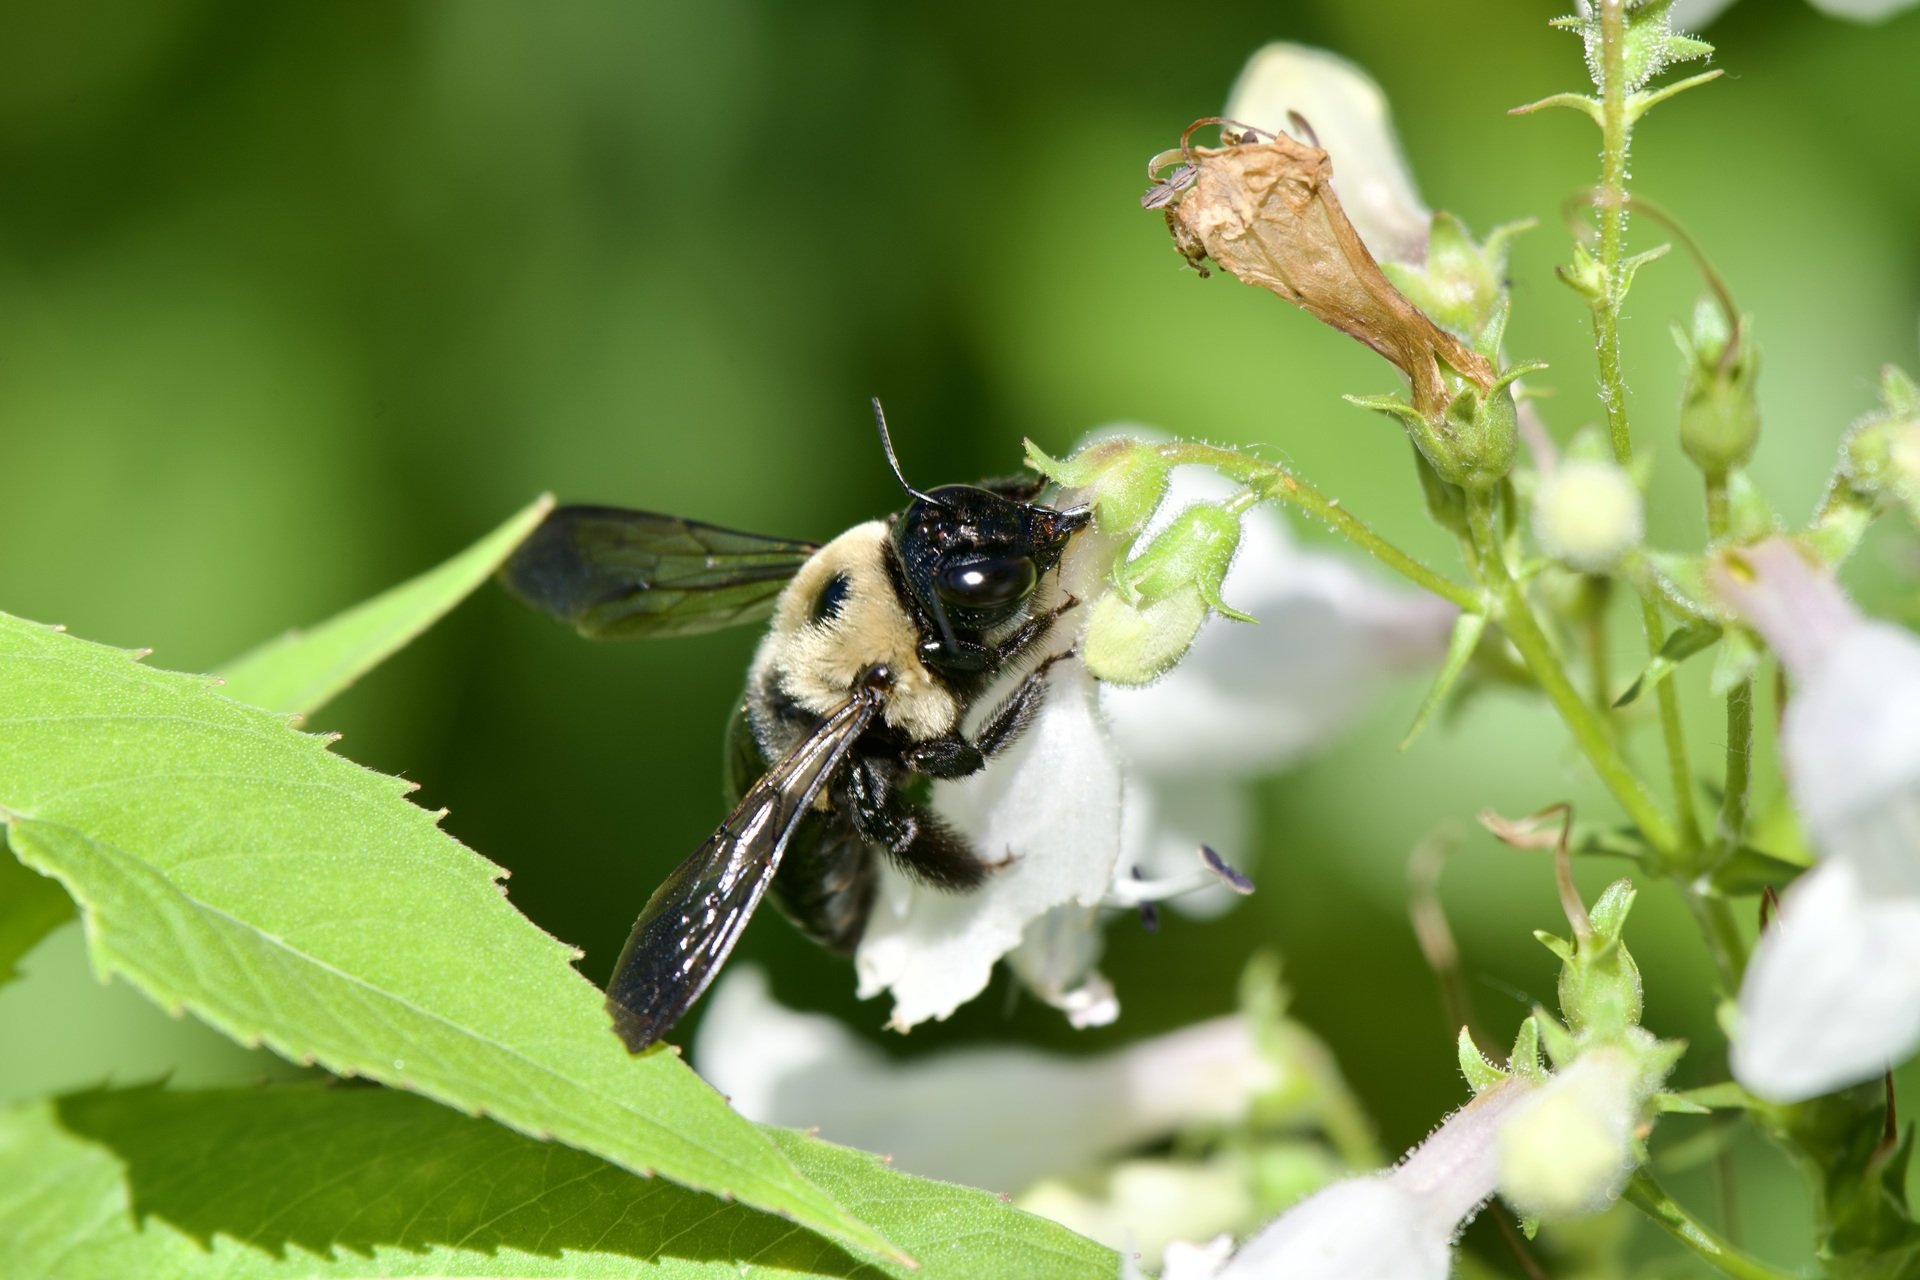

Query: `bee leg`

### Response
(917, 594, 1082, 675)
(889, 805, 995, 890)
(902, 648, 1074, 778)
(845, 759, 993, 889)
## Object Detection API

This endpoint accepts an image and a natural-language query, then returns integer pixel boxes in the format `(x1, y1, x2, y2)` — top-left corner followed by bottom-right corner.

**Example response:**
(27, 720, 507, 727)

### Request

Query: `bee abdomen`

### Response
(769, 818, 876, 954)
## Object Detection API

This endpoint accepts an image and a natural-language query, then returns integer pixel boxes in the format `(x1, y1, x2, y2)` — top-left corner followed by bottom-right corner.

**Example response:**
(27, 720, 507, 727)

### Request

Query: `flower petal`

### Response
(1780, 623, 1920, 885)
(1223, 43, 1430, 266)
(694, 967, 1276, 1192)
(1733, 858, 1920, 1102)
(1209, 1079, 1532, 1280)
(1806, 0, 1920, 20)
(857, 659, 1125, 1030)
(1119, 771, 1252, 920)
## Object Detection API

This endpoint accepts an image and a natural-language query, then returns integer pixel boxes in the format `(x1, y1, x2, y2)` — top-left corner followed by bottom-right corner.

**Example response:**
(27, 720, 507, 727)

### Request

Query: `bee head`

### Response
(871, 399, 1090, 671)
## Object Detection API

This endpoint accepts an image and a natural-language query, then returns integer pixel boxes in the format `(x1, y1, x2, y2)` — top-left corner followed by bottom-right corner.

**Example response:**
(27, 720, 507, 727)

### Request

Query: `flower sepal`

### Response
(1025, 435, 1172, 536)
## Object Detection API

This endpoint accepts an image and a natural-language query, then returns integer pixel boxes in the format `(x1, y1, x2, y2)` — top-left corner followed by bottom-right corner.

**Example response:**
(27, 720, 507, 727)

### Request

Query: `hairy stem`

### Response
(1156, 441, 1482, 612)
(1593, 0, 1705, 857)
(1705, 479, 1754, 857)
(1625, 1173, 1797, 1280)
(1468, 493, 1677, 857)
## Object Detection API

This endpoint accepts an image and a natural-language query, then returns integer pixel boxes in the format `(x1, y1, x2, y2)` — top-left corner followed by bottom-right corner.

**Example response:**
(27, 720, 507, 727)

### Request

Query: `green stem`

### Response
(1592, 0, 1704, 858)
(1688, 891, 1749, 989)
(1156, 441, 1481, 612)
(1705, 478, 1754, 858)
(1467, 492, 1678, 857)
(1625, 1173, 1797, 1280)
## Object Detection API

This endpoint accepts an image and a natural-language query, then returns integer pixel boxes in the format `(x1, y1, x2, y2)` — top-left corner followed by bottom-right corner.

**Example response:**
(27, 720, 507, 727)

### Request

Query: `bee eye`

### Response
(934, 554, 1037, 612)
(810, 572, 853, 626)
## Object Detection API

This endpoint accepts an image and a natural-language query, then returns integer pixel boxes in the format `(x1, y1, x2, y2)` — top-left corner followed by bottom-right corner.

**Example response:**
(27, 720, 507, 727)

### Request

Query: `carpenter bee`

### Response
(502, 403, 1091, 1051)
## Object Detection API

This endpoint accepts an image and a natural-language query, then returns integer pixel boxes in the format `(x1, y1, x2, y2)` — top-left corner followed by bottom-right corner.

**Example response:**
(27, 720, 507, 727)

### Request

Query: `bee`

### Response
(501, 402, 1092, 1051)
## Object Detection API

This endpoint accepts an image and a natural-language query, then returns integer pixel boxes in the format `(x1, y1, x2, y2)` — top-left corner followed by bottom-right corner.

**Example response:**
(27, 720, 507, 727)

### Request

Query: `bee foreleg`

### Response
(844, 759, 994, 890)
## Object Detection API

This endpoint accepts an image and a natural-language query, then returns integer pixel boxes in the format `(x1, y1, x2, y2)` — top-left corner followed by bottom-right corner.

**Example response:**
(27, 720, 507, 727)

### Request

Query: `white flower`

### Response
(853, 460, 1454, 1031)
(1496, 1049, 1641, 1219)
(1160, 1080, 1537, 1280)
(1223, 43, 1430, 266)
(1672, 0, 1918, 27)
(1712, 537, 1920, 1101)
(692, 966, 1277, 1193)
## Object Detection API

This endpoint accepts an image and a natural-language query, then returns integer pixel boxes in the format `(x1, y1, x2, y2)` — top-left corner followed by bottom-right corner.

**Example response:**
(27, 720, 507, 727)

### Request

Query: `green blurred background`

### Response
(2, 1, 1916, 1273)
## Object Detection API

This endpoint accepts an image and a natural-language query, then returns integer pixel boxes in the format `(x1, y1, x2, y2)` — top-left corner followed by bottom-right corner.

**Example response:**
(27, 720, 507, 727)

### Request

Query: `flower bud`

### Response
(1085, 504, 1248, 686)
(1382, 213, 1530, 348)
(1547, 879, 1645, 1041)
(1675, 299, 1760, 483)
(1025, 435, 1171, 536)
(1531, 459, 1644, 573)
(1839, 365, 1920, 523)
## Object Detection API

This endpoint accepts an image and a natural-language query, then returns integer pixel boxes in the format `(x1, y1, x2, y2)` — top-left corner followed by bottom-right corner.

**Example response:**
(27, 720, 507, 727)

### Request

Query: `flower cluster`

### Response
(853, 449, 1452, 1031)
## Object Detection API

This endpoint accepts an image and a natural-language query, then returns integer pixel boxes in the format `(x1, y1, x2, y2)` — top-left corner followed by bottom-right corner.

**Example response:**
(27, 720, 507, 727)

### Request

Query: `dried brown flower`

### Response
(1152, 122, 1495, 422)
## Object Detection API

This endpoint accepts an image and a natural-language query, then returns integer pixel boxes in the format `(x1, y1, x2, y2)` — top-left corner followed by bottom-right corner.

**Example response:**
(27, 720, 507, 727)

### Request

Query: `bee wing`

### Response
(500, 505, 818, 639)
(604, 685, 884, 1050)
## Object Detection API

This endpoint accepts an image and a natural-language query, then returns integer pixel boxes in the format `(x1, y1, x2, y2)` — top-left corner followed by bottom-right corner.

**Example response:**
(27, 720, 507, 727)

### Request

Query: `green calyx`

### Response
(1351, 361, 1533, 492)
(1025, 436, 1171, 536)
(1674, 298, 1760, 483)
(1084, 502, 1250, 686)
(1541, 878, 1644, 1043)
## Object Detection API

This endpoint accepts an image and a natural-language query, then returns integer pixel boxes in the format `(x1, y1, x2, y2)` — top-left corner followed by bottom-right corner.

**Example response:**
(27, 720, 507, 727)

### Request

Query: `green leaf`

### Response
(1614, 620, 1721, 707)
(217, 495, 554, 717)
(1401, 611, 1486, 750)
(1707, 843, 1810, 896)
(1508, 91, 1602, 124)
(0, 851, 71, 986)
(0, 1084, 1115, 1279)
(0, 613, 899, 1262)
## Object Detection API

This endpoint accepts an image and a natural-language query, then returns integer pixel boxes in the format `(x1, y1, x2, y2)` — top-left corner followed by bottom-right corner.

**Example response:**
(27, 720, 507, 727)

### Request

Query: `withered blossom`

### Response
(1147, 122, 1494, 423)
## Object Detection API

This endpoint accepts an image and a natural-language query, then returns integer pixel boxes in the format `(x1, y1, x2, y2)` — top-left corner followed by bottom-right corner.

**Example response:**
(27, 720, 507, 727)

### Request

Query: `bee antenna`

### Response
(872, 397, 943, 505)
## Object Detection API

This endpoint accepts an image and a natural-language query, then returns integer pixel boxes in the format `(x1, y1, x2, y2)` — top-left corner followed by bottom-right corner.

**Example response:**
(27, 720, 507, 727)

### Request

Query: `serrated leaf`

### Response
(0, 1084, 1114, 1279)
(1614, 620, 1721, 707)
(1401, 611, 1486, 750)
(0, 613, 898, 1262)
(217, 495, 554, 717)
(0, 851, 71, 986)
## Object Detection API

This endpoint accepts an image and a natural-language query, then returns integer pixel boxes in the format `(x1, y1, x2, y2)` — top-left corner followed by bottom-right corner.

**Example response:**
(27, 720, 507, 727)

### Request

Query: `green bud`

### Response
(1531, 458, 1643, 574)
(1380, 213, 1532, 347)
(1083, 590, 1208, 686)
(1674, 299, 1760, 483)
(1553, 879, 1644, 1042)
(1024, 436, 1170, 536)
(1114, 504, 1248, 617)
(1557, 241, 1607, 306)
(1839, 364, 1920, 523)
(1083, 503, 1250, 685)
